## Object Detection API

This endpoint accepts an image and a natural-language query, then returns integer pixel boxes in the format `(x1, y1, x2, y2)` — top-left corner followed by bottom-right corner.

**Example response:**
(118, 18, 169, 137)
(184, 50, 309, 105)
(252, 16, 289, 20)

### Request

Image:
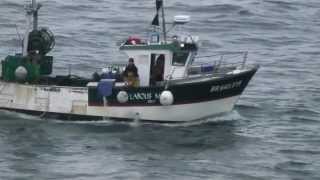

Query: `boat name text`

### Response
(210, 80, 243, 93)
(128, 92, 160, 102)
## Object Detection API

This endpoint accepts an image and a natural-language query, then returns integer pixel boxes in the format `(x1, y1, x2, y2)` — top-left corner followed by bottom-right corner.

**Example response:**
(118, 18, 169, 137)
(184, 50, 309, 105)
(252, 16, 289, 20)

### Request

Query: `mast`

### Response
(32, 0, 38, 30)
(161, 0, 167, 43)
(23, 0, 41, 55)
(152, 0, 167, 44)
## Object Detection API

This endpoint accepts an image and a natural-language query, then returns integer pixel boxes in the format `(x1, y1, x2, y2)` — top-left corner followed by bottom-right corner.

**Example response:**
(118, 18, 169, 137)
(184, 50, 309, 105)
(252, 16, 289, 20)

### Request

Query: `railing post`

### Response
(165, 67, 175, 90)
(213, 61, 217, 73)
(217, 55, 223, 71)
(68, 64, 72, 76)
(242, 51, 248, 69)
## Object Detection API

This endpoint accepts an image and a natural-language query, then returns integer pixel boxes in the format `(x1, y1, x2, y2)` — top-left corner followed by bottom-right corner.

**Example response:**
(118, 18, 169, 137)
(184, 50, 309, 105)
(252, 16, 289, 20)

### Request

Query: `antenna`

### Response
(31, 0, 41, 30)
(32, 0, 38, 30)
(15, 25, 22, 42)
(26, 0, 41, 30)
(15, 24, 23, 53)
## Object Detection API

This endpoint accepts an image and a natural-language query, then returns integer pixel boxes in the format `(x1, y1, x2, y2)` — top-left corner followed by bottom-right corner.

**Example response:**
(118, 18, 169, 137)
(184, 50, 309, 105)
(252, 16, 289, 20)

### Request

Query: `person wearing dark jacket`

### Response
(123, 58, 138, 78)
(123, 58, 139, 87)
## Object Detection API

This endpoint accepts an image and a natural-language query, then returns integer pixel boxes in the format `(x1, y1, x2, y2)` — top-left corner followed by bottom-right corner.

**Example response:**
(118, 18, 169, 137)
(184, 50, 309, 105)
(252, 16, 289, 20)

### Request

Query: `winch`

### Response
(27, 28, 55, 55)
(1, 0, 54, 83)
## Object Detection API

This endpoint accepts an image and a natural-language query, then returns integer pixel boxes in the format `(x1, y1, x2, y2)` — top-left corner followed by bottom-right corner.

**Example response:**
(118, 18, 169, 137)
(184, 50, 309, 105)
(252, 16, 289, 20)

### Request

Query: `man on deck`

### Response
(123, 58, 139, 87)
(123, 58, 138, 77)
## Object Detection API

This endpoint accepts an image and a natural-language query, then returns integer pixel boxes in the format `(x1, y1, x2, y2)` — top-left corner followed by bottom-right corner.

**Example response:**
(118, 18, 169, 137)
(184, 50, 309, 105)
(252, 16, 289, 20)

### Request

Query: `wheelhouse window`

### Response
(172, 51, 189, 66)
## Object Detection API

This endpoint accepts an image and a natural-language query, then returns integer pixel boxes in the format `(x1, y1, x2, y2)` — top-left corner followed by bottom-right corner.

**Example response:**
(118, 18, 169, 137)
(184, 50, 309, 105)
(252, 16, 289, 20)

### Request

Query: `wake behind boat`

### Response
(0, 0, 259, 122)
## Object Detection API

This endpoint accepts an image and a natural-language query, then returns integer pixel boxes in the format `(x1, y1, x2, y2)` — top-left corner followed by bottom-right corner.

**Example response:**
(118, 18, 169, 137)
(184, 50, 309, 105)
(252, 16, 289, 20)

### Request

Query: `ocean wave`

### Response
(279, 149, 320, 155)
(0, 1, 21, 8)
(190, 4, 243, 13)
(264, 0, 299, 10)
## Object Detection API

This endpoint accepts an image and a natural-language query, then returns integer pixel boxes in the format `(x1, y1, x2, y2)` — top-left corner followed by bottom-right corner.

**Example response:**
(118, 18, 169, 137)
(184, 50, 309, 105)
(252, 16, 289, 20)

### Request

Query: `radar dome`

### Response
(174, 15, 190, 25)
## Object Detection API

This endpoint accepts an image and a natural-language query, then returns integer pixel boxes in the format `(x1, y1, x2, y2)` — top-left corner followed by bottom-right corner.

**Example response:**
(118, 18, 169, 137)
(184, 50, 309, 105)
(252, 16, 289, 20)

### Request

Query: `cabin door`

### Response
(150, 54, 165, 85)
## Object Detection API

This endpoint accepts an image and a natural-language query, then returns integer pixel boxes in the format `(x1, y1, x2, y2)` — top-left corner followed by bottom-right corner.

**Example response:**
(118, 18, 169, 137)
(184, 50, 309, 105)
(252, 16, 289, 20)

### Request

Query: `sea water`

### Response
(0, 0, 319, 179)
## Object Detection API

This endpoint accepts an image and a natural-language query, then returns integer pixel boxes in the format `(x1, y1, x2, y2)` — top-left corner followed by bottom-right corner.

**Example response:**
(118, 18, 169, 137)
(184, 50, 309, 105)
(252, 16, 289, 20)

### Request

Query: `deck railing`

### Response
(188, 51, 249, 76)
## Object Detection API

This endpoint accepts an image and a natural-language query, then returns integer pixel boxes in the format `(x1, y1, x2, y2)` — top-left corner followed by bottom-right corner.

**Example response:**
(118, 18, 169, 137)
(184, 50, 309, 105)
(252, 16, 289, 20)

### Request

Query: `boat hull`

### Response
(0, 67, 258, 122)
(0, 95, 239, 122)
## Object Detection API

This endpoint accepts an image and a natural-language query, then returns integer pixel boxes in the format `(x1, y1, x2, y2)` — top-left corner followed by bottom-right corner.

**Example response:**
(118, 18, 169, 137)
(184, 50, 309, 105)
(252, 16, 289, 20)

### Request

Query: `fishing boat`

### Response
(0, 0, 259, 122)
